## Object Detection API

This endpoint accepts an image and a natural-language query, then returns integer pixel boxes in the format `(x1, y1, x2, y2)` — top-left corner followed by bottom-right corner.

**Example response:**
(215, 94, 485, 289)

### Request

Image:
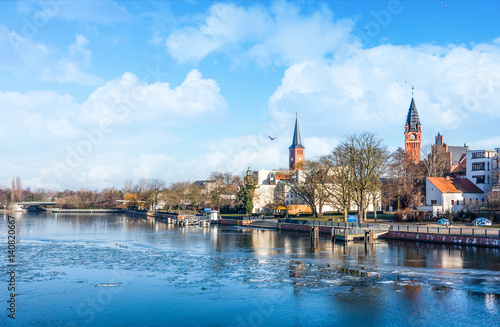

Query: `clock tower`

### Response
(289, 114, 305, 170)
(404, 95, 421, 164)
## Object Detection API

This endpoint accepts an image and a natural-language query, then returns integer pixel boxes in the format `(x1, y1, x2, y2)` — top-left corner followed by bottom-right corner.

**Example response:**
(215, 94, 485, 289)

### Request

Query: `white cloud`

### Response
(68, 34, 91, 65)
(57, 1, 132, 24)
(0, 69, 228, 190)
(80, 69, 227, 125)
(0, 27, 102, 86)
(269, 43, 500, 148)
(0, 90, 80, 141)
(132, 154, 176, 179)
(166, 2, 357, 66)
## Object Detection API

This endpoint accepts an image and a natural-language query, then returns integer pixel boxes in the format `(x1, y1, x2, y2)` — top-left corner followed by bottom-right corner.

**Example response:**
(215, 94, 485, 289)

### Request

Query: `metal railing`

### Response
(278, 219, 382, 230)
(389, 225, 500, 239)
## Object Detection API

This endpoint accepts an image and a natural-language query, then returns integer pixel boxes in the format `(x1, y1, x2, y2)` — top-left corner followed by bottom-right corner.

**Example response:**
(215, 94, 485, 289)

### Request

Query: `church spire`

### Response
(289, 114, 305, 170)
(405, 97, 421, 133)
(289, 113, 304, 149)
(404, 93, 422, 165)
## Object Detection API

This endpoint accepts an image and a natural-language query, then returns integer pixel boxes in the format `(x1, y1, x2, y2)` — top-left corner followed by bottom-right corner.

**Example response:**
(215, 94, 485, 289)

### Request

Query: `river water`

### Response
(1, 212, 499, 326)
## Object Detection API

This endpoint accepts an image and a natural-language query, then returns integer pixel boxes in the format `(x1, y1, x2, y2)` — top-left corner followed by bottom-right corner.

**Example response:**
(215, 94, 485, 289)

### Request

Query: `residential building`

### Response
(434, 133, 468, 176)
(425, 177, 486, 216)
(466, 149, 498, 193)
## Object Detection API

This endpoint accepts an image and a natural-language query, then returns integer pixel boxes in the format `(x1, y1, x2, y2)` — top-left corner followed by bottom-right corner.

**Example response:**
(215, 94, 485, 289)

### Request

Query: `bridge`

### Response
(16, 201, 57, 206)
(12, 201, 57, 211)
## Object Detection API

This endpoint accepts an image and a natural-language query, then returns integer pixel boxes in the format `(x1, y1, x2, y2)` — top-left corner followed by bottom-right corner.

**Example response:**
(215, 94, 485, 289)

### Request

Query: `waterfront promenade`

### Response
(215, 217, 500, 248)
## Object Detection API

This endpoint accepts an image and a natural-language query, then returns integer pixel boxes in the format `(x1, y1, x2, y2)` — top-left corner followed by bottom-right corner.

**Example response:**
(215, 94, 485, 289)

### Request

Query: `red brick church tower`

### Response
(289, 114, 305, 170)
(404, 92, 421, 164)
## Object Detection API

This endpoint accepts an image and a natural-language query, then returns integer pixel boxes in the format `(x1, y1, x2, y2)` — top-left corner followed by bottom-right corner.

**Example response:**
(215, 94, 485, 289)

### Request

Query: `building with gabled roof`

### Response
(425, 176, 486, 216)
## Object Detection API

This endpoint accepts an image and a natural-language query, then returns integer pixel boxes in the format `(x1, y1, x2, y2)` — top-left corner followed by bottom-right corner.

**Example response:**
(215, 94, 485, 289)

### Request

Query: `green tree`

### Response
(236, 173, 256, 214)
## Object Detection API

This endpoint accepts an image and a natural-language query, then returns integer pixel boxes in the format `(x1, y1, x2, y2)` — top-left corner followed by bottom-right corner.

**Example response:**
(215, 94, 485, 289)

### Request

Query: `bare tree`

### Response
(188, 183, 204, 212)
(334, 133, 389, 222)
(207, 172, 236, 211)
(321, 155, 353, 222)
(285, 160, 328, 218)
(11, 176, 22, 202)
(122, 179, 134, 194)
(422, 144, 449, 177)
(169, 181, 192, 211)
(148, 178, 166, 210)
(101, 187, 122, 208)
(272, 183, 288, 218)
(388, 147, 425, 212)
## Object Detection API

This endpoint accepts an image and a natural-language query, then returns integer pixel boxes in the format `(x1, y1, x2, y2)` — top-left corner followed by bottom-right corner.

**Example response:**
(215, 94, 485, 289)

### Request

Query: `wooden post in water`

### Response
(331, 228, 335, 242)
(344, 228, 349, 243)
(310, 226, 319, 247)
(364, 230, 374, 244)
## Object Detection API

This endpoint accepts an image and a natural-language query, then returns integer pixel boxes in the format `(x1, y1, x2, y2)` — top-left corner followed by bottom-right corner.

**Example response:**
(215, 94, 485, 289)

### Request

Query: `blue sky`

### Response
(1, 0, 500, 190)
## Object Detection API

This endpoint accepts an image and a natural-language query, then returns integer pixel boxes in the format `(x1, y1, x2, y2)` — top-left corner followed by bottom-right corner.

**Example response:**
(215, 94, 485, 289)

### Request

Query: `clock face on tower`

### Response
(410, 134, 416, 140)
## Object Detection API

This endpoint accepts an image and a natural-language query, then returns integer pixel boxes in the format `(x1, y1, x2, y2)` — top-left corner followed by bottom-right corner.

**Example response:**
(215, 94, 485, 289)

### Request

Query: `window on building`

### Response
(488, 162, 490, 171)
(451, 200, 454, 205)
(457, 200, 460, 205)
(473, 175, 485, 184)
(472, 152, 485, 159)
(476, 198, 479, 204)
(431, 200, 437, 205)
(472, 162, 485, 171)
(482, 198, 485, 203)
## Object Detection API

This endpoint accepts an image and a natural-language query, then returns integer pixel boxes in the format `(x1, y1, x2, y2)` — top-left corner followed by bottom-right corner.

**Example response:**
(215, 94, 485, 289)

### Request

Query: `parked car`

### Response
(437, 218, 450, 226)
(472, 218, 492, 226)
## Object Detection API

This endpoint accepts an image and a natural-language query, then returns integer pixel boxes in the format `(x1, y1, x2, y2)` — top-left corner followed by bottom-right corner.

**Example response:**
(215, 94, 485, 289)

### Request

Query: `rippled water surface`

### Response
(1, 212, 499, 326)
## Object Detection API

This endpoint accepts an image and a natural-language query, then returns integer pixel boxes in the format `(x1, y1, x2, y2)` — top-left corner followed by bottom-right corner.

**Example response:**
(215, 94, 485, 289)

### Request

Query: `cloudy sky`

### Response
(1, 0, 500, 190)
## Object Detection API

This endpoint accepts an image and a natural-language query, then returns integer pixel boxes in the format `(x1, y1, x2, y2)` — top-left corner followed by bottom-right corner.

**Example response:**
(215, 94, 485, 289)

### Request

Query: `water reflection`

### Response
(1, 213, 499, 326)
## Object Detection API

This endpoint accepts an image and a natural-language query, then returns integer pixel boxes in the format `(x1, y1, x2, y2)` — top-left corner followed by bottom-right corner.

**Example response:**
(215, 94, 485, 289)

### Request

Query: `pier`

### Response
(126, 209, 212, 227)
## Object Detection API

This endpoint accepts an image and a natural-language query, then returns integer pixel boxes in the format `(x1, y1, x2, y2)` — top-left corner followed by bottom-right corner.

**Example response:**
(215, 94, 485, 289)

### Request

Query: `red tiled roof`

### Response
(427, 177, 483, 194)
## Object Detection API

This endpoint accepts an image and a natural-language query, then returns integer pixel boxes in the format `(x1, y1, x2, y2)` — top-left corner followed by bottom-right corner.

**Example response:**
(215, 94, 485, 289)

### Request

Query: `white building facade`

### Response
(425, 177, 486, 216)
(466, 149, 498, 193)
